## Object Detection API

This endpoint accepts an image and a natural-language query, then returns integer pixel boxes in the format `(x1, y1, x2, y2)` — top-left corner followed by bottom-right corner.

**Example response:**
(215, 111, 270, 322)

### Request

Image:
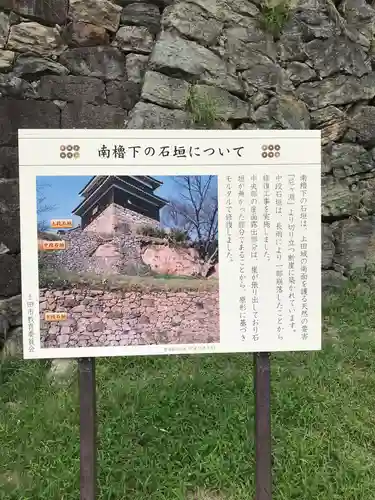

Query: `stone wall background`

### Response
(39, 286, 219, 348)
(1, 0, 375, 351)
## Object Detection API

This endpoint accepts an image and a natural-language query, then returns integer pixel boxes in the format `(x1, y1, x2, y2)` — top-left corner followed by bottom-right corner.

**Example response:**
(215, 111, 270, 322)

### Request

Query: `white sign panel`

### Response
(18, 129, 321, 359)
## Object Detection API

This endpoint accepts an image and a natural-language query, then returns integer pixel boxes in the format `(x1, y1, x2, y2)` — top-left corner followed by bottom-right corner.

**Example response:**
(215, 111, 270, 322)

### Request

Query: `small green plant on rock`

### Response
(186, 86, 220, 128)
(260, 0, 292, 38)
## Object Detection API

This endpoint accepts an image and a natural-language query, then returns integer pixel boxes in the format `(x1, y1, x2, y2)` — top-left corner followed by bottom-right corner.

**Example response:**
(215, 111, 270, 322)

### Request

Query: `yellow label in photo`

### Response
(44, 312, 68, 322)
(50, 219, 73, 228)
(41, 240, 66, 251)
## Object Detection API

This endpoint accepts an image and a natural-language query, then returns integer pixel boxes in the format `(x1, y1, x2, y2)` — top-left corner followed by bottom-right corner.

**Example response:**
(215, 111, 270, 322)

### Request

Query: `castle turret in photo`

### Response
(72, 176, 168, 235)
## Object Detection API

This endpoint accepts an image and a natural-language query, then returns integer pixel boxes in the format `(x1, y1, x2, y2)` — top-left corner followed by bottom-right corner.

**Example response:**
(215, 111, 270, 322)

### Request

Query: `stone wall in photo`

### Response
(39, 286, 219, 348)
(2, 0, 375, 353)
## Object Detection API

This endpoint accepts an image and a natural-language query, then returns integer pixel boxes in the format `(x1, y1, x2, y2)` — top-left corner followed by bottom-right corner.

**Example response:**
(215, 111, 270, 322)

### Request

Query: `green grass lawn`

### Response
(1, 282, 375, 500)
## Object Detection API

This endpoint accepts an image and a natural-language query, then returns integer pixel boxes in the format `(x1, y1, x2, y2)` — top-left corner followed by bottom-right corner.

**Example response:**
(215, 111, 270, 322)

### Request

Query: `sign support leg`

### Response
(254, 352, 272, 500)
(78, 358, 97, 500)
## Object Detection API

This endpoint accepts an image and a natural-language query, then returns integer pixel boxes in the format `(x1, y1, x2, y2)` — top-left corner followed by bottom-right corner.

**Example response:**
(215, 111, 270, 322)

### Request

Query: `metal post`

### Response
(78, 358, 97, 500)
(254, 352, 272, 500)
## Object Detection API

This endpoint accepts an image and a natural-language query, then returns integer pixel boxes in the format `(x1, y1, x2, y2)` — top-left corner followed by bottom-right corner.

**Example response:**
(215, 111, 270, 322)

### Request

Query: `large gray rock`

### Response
(106, 80, 141, 109)
(310, 106, 347, 145)
(38, 75, 106, 104)
(149, 32, 242, 95)
(242, 62, 294, 94)
(190, 84, 249, 120)
(0, 12, 9, 49)
(333, 217, 375, 270)
(267, 95, 310, 129)
(349, 106, 375, 147)
(61, 102, 127, 128)
(0, 74, 37, 99)
(329, 143, 374, 179)
(12, 54, 69, 77)
(59, 46, 126, 80)
(0, 50, 14, 71)
(162, 1, 223, 46)
(0, 179, 20, 254)
(304, 37, 371, 78)
(286, 61, 316, 85)
(0, 98, 60, 145)
(114, 25, 154, 53)
(125, 53, 148, 82)
(322, 270, 347, 291)
(296, 73, 375, 110)
(141, 71, 190, 109)
(121, 3, 161, 34)
(69, 0, 122, 32)
(0, 254, 20, 298)
(62, 22, 110, 47)
(0, 0, 68, 25)
(0, 294, 22, 330)
(7, 22, 66, 56)
(0, 147, 18, 178)
(322, 225, 335, 269)
(217, 25, 276, 71)
(126, 101, 191, 128)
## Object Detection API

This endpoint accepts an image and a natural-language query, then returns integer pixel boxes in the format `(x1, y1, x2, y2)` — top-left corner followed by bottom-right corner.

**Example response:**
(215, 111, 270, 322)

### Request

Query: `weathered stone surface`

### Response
(38, 75, 106, 104)
(106, 79, 141, 109)
(286, 61, 316, 84)
(126, 101, 191, 128)
(69, 0, 122, 32)
(47, 359, 77, 384)
(0, 147, 18, 178)
(191, 84, 249, 120)
(63, 21, 110, 47)
(242, 62, 294, 94)
(0, 179, 20, 254)
(149, 32, 242, 95)
(287, 0, 341, 40)
(296, 73, 375, 110)
(114, 25, 154, 53)
(332, 217, 375, 270)
(125, 53, 148, 82)
(0, 74, 37, 98)
(0, 50, 15, 71)
(321, 175, 375, 217)
(0, 12, 9, 49)
(322, 224, 335, 269)
(182, 0, 260, 26)
(322, 270, 347, 291)
(12, 54, 69, 77)
(59, 46, 126, 80)
(0, 98, 60, 145)
(267, 95, 310, 129)
(61, 102, 127, 128)
(0, 0, 68, 25)
(339, 0, 375, 46)
(7, 22, 66, 56)
(162, 1, 223, 46)
(0, 295, 22, 330)
(277, 33, 306, 63)
(141, 70, 190, 109)
(310, 106, 347, 145)
(217, 25, 276, 71)
(349, 106, 375, 147)
(121, 3, 161, 34)
(329, 144, 374, 179)
(115, 0, 171, 6)
(304, 37, 371, 78)
(1, 326, 22, 359)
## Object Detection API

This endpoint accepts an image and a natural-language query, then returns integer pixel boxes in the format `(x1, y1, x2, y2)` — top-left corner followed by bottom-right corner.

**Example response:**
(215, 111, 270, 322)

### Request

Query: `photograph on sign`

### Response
(19, 129, 322, 359)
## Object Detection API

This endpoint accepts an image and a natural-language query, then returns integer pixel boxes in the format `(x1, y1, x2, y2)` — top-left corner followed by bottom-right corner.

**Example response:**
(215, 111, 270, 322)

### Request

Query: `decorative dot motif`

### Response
(261, 144, 281, 159)
(60, 144, 80, 159)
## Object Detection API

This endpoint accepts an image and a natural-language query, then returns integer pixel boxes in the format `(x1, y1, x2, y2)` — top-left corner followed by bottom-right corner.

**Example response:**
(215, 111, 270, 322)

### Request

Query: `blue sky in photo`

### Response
(36, 175, 217, 230)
